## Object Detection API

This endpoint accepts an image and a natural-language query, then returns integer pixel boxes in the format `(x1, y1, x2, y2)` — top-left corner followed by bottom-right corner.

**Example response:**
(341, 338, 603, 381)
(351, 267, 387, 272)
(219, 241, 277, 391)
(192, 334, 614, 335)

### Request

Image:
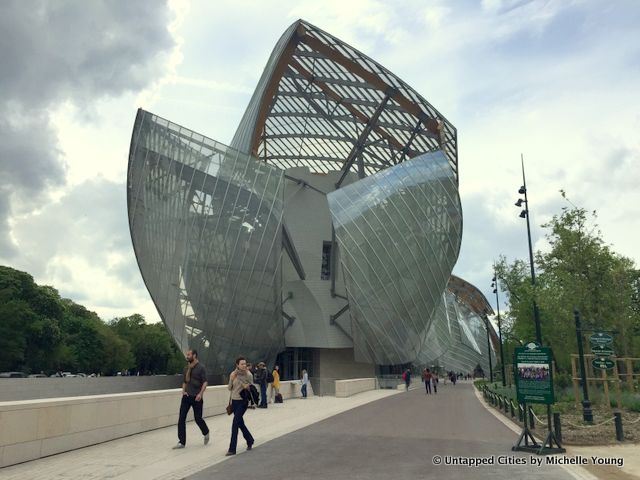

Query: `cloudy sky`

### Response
(1, 0, 639, 324)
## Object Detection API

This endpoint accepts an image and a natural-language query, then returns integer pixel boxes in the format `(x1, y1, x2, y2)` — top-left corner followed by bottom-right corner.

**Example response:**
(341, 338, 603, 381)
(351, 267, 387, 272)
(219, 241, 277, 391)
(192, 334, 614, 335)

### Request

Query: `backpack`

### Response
(402, 371, 407, 381)
(267, 371, 274, 383)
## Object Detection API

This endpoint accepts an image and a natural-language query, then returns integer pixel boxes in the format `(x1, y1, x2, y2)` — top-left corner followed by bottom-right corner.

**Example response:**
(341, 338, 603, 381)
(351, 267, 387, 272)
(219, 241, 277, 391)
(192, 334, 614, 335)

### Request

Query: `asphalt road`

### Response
(188, 382, 576, 480)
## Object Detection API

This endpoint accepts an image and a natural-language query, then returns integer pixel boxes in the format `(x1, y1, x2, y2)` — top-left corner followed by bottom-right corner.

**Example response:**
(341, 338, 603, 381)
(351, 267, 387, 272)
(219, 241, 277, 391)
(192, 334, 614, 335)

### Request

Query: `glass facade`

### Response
(128, 110, 285, 375)
(126, 19, 494, 378)
(418, 289, 497, 376)
(327, 151, 462, 365)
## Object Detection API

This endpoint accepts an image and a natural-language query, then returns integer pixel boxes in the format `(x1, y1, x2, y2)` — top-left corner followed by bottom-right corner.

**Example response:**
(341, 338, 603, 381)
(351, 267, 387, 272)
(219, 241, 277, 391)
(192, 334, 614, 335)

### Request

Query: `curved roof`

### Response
(231, 19, 458, 184)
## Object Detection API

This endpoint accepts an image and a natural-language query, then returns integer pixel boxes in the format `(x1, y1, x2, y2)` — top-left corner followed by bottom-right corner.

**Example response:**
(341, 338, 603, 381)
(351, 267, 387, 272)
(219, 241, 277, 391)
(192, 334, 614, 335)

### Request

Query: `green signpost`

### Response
(514, 343, 555, 404)
(589, 332, 613, 347)
(592, 357, 615, 370)
(591, 345, 614, 357)
(590, 332, 616, 371)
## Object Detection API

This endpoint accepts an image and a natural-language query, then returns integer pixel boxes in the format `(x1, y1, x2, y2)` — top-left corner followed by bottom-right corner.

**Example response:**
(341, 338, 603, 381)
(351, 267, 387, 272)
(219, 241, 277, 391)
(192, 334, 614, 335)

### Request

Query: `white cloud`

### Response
(1, 0, 639, 323)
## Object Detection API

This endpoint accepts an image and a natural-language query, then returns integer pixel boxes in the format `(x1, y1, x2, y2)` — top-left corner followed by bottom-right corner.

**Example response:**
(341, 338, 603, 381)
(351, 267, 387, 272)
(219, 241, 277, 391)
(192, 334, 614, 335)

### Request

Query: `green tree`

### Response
(496, 197, 640, 372)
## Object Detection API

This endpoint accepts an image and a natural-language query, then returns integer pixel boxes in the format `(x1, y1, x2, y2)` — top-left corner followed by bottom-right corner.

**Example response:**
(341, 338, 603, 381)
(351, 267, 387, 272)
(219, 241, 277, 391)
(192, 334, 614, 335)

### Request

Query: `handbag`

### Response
(226, 391, 233, 415)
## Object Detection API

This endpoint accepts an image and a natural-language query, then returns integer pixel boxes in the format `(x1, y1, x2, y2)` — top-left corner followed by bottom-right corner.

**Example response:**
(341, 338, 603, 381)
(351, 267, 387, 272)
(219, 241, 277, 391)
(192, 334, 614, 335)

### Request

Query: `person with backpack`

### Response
(255, 362, 268, 408)
(402, 368, 411, 391)
(269, 365, 280, 404)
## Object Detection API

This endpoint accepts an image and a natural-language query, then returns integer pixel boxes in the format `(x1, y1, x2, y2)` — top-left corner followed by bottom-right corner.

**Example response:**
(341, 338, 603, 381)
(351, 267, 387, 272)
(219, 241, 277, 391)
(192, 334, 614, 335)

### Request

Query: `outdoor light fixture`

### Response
(518, 186, 526, 194)
(515, 198, 524, 207)
(491, 265, 506, 388)
(519, 210, 527, 218)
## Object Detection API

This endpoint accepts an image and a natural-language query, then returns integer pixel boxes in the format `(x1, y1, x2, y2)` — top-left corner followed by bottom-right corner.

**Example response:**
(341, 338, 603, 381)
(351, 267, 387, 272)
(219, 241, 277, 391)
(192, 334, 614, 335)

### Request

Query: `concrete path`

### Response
(188, 382, 589, 480)
(0, 390, 398, 480)
(2, 382, 631, 480)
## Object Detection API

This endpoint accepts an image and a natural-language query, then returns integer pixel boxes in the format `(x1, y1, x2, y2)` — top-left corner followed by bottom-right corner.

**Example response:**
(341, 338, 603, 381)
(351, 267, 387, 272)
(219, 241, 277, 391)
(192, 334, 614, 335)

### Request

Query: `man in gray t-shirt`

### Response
(173, 349, 210, 449)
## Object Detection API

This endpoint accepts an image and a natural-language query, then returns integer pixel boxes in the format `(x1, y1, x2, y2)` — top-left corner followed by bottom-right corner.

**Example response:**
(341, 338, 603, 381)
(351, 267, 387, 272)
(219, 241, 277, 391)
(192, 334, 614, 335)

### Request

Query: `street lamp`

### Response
(514, 155, 542, 344)
(513, 154, 563, 453)
(492, 269, 507, 387)
(483, 314, 494, 382)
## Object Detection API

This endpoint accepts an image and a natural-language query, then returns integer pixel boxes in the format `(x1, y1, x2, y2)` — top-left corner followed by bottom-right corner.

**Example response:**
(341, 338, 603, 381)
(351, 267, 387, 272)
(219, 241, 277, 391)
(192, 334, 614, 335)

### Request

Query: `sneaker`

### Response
(172, 443, 185, 449)
(204, 433, 210, 445)
(225, 451, 236, 456)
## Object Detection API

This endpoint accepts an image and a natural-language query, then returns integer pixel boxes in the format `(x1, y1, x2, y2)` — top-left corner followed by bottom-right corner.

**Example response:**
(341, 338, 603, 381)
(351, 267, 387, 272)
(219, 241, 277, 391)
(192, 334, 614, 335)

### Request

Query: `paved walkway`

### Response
(1, 382, 635, 480)
(189, 382, 588, 480)
(0, 390, 398, 480)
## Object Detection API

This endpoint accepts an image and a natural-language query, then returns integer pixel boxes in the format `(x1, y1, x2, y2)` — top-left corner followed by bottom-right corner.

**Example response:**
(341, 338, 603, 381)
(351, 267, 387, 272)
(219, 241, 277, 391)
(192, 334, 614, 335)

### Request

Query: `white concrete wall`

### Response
(282, 167, 358, 349)
(334, 378, 377, 397)
(0, 381, 311, 468)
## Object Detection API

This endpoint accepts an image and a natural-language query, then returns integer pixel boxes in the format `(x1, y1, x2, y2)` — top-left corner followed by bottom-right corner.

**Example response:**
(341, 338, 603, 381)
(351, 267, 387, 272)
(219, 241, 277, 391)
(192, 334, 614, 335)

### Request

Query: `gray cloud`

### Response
(0, 0, 175, 109)
(0, 0, 176, 262)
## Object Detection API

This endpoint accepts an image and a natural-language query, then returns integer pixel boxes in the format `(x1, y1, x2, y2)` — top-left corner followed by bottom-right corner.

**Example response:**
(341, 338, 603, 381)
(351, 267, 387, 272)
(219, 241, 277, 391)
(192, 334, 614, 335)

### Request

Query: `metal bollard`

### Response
(510, 402, 515, 418)
(614, 412, 624, 442)
(518, 404, 523, 422)
(529, 407, 535, 430)
(504, 398, 509, 414)
(553, 412, 562, 445)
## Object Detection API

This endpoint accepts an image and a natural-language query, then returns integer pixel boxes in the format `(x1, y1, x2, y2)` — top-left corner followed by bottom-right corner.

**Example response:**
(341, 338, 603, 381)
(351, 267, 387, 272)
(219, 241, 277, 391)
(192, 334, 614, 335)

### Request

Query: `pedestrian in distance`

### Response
(422, 368, 432, 394)
(402, 368, 411, 391)
(173, 349, 210, 449)
(226, 356, 255, 456)
(300, 369, 309, 398)
(269, 365, 280, 404)
(432, 371, 438, 394)
(255, 362, 268, 408)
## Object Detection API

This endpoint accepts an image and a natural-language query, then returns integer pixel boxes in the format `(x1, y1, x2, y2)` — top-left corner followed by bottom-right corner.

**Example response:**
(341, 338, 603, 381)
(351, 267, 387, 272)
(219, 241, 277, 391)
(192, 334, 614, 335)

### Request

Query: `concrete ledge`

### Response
(335, 378, 377, 397)
(0, 380, 311, 467)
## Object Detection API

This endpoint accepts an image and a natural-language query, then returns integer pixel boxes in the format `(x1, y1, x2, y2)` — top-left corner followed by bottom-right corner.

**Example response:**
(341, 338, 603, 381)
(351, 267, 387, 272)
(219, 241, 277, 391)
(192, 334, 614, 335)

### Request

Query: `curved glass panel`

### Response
(419, 290, 496, 375)
(127, 110, 285, 374)
(327, 151, 462, 364)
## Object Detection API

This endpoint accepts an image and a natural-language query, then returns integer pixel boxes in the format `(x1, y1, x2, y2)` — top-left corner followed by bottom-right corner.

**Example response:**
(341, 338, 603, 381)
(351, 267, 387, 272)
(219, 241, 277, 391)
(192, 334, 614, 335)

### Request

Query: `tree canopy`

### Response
(495, 196, 640, 372)
(0, 266, 184, 375)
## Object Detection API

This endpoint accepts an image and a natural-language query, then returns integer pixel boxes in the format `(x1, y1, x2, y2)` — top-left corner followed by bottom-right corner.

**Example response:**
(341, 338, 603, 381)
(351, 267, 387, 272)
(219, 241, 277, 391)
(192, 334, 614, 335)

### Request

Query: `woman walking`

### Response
(269, 365, 280, 403)
(226, 356, 255, 456)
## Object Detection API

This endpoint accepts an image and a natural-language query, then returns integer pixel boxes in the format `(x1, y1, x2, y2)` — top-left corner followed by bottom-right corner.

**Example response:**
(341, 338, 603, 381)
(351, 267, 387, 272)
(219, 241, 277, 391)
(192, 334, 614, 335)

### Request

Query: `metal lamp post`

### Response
(492, 268, 507, 387)
(513, 154, 563, 453)
(574, 310, 593, 422)
(484, 315, 494, 382)
(514, 157, 542, 344)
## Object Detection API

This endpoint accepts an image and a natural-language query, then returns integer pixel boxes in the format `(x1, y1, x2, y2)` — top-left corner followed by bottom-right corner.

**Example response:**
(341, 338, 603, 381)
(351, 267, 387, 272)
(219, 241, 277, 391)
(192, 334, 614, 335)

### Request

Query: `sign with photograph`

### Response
(514, 343, 555, 404)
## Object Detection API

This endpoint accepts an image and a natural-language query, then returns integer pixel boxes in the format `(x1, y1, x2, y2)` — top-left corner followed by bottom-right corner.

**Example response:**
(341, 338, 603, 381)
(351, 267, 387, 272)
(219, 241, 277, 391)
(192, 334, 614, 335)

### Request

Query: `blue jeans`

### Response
(229, 399, 254, 453)
(301, 384, 307, 398)
(260, 383, 267, 407)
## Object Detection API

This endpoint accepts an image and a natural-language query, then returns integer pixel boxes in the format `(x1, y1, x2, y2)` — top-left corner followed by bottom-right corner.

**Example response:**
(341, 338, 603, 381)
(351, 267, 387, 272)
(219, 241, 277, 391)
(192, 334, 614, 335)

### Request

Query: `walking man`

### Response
(173, 349, 210, 449)
(255, 362, 268, 408)
(422, 368, 432, 394)
(300, 369, 309, 398)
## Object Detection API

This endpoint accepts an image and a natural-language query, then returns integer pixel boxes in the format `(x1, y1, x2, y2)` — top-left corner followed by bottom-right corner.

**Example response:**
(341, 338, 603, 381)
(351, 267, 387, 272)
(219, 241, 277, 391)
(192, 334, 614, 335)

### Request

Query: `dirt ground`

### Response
(559, 406, 640, 445)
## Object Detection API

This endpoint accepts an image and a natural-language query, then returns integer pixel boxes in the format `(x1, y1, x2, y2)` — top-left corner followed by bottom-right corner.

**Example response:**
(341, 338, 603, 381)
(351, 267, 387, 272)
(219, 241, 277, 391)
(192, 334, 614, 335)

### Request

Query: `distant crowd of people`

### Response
(401, 368, 476, 392)
(173, 349, 309, 455)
